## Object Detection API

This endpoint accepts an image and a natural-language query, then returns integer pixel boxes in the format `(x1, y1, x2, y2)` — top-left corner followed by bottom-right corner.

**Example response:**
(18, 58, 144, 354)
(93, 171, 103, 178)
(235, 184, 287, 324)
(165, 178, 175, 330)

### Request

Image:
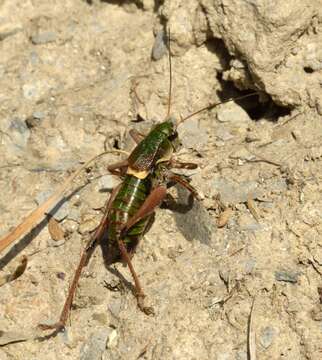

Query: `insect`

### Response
(0, 30, 259, 335)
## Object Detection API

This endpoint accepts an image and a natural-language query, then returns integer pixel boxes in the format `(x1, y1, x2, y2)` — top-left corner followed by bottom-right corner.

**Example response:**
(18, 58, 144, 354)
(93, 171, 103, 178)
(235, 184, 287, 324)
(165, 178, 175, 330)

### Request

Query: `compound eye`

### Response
(168, 131, 178, 142)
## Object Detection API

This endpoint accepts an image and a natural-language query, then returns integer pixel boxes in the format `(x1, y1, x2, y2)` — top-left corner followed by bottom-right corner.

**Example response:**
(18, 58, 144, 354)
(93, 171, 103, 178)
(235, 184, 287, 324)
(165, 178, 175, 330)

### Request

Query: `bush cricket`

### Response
(0, 30, 259, 335)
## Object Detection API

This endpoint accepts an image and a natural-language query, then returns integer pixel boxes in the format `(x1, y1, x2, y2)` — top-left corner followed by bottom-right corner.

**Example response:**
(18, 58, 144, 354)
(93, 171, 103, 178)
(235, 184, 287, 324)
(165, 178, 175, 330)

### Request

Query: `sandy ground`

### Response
(0, 1, 321, 359)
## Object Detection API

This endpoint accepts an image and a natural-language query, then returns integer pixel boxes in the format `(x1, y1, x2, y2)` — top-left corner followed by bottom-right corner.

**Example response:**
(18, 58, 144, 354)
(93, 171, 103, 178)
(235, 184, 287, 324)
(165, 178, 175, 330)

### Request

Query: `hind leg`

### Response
(117, 239, 154, 315)
(39, 185, 121, 332)
(117, 186, 168, 315)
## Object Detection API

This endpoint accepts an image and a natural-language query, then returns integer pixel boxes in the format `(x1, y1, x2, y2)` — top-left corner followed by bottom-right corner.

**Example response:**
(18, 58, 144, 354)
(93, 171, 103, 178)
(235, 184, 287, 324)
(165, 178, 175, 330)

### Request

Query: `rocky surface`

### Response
(0, 0, 321, 359)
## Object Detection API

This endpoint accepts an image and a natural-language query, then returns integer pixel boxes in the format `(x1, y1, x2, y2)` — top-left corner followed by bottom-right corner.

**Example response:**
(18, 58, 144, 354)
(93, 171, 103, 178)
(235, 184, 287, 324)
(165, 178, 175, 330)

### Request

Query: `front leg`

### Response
(167, 172, 201, 200)
(107, 159, 129, 176)
(129, 129, 146, 144)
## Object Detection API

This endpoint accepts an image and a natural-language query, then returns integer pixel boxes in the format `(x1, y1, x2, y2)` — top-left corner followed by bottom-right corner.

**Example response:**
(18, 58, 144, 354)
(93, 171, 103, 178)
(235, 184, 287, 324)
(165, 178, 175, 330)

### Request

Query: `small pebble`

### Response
(10, 117, 29, 135)
(8, 117, 30, 150)
(80, 329, 111, 360)
(244, 258, 256, 274)
(235, 351, 247, 360)
(31, 31, 57, 45)
(229, 147, 256, 162)
(217, 353, 230, 360)
(259, 326, 276, 349)
(212, 178, 262, 205)
(179, 118, 209, 152)
(98, 175, 121, 190)
(108, 298, 123, 318)
(23, 83, 40, 100)
(216, 102, 250, 124)
(78, 218, 98, 234)
(32, 111, 45, 120)
(92, 312, 108, 325)
(29, 51, 40, 65)
(152, 29, 167, 61)
(311, 306, 322, 321)
(59, 327, 74, 347)
(216, 126, 235, 141)
(67, 208, 81, 222)
(275, 270, 299, 283)
(106, 328, 118, 349)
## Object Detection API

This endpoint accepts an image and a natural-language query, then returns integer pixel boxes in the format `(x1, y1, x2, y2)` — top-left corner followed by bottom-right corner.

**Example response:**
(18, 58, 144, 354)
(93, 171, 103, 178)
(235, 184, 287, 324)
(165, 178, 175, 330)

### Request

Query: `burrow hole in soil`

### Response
(205, 38, 292, 121)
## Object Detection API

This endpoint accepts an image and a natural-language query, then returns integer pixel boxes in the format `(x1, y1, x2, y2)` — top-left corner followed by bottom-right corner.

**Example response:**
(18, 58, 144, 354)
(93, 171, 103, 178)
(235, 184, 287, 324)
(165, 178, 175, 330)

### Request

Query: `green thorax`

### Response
(128, 121, 176, 171)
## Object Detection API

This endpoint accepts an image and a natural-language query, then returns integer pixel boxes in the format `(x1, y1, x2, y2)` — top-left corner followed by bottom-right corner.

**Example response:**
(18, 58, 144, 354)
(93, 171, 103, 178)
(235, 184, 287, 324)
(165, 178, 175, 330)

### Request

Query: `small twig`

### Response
(247, 296, 257, 360)
(273, 111, 303, 128)
(247, 196, 260, 222)
(246, 148, 282, 167)
(136, 338, 152, 359)
(308, 258, 322, 276)
(228, 245, 246, 257)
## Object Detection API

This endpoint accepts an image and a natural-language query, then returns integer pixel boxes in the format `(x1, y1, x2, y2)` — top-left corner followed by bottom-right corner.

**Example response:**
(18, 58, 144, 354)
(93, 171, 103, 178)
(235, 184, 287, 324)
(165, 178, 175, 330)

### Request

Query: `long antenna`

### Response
(166, 28, 172, 119)
(177, 91, 260, 126)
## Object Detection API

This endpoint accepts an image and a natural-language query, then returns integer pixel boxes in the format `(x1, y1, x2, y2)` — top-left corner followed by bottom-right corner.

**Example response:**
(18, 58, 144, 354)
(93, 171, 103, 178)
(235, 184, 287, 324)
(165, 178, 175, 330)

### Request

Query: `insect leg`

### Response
(123, 186, 167, 232)
(117, 239, 154, 315)
(169, 159, 198, 169)
(129, 129, 145, 144)
(167, 173, 200, 200)
(107, 159, 129, 176)
(116, 186, 168, 315)
(39, 184, 121, 332)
